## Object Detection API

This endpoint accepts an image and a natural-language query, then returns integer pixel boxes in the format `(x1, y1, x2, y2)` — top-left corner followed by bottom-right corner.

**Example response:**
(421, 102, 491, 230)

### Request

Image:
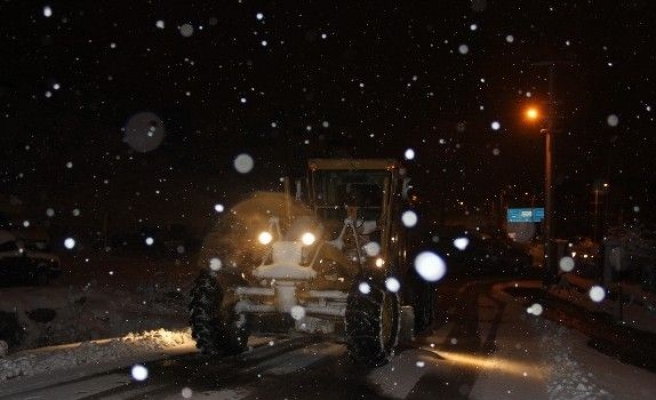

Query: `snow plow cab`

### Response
(190, 158, 432, 367)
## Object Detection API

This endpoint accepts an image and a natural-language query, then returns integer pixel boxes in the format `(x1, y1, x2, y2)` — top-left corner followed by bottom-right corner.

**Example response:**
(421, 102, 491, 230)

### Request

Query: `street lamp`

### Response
(524, 105, 555, 285)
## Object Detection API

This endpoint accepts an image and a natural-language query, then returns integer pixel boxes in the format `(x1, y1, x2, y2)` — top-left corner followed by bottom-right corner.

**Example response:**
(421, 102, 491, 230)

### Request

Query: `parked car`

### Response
(0, 230, 61, 286)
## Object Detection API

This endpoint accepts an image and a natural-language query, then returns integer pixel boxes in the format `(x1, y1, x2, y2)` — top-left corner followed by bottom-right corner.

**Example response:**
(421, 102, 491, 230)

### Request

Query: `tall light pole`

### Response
(525, 104, 555, 285)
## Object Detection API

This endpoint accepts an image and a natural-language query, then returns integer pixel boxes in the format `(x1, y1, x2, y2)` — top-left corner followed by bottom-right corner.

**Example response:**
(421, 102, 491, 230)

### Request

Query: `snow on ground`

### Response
(493, 276, 656, 400)
(0, 328, 193, 382)
(2, 272, 656, 400)
(0, 276, 189, 352)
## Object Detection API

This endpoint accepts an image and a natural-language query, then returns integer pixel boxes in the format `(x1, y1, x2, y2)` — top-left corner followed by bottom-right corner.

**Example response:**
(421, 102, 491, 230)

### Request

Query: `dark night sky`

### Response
(1, 0, 654, 238)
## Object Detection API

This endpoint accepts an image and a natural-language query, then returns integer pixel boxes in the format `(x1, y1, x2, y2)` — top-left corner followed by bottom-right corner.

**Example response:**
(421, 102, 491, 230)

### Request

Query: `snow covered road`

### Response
(2, 279, 656, 399)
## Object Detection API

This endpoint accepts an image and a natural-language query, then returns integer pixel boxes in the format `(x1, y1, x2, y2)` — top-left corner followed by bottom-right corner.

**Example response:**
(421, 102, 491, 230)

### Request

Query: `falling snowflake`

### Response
(131, 364, 149, 381)
(404, 148, 416, 160)
(414, 252, 447, 282)
(402, 210, 418, 227)
(559, 256, 575, 272)
(358, 282, 371, 294)
(179, 24, 194, 37)
(385, 277, 401, 293)
(589, 286, 606, 302)
(234, 153, 254, 174)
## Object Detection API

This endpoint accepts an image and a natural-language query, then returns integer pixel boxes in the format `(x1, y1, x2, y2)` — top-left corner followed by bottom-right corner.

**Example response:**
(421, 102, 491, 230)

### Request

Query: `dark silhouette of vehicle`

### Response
(434, 229, 532, 276)
(0, 230, 61, 286)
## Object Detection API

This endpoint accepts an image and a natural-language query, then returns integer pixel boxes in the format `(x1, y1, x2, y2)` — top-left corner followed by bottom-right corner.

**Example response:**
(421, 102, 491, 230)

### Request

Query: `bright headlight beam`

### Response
(258, 231, 273, 245)
(301, 232, 316, 246)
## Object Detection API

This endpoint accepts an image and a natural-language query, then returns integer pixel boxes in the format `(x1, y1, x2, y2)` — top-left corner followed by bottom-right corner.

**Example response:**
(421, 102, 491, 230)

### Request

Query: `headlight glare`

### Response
(301, 232, 316, 246)
(258, 231, 273, 245)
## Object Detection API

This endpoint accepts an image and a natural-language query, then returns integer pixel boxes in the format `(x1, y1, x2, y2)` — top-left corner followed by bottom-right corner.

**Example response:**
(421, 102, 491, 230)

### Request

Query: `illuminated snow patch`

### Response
(131, 364, 149, 381)
(404, 148, 415, 160)
(453, 237, 469, 250)
(359, 282, 371, 295)
(559, 256, 575, 272)
(414, 251, 447, 282)
(491, 121, 501, 130)
(145, 237, 154, 246)
(234, 154, 254, 173)
(64, 238, 76, 249)
(385, 277, 401, 293)
(607, 114, 619, 127)
(527, 303, 543, 316)
(401, 210, 418, 227)
(43, 6, 52, 17)
(179, 23, 194, 37)
(364, 242, 381, 256)
(214, 203, 225, 213)
(290, 305, 306, 320)
(589, 286, 606, 303)
(156, 20, 165, 29)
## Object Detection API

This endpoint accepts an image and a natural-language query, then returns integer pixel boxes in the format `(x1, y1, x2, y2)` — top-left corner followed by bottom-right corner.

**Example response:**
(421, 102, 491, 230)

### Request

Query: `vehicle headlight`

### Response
(301, 232, 316, 246)
(258, 231, 273, 245)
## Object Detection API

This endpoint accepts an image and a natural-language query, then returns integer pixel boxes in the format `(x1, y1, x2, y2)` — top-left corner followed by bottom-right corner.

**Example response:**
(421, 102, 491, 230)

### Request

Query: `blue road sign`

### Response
(507, 208, 545, 223)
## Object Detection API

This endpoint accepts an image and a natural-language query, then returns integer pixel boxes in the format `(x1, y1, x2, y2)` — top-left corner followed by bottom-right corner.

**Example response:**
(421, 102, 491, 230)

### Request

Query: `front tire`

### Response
(189, 270, 249, 356)
(345, 279, 401, 367)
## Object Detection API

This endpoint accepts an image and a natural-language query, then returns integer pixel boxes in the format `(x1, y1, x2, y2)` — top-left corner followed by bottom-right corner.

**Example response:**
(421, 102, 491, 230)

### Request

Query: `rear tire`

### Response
(189, 270, 249, 356)
(345, 278, 400, 367)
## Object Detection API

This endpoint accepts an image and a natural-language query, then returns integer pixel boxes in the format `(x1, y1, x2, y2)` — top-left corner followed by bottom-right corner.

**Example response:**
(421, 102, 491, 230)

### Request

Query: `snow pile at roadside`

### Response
(530, 318, 613, 400)
(0, 283, 188, 352)
(0, 328, 193, 381)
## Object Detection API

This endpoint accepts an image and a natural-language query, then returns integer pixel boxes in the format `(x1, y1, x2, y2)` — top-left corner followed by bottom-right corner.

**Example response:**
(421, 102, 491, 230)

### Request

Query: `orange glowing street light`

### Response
(525, 106, 540, 122)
